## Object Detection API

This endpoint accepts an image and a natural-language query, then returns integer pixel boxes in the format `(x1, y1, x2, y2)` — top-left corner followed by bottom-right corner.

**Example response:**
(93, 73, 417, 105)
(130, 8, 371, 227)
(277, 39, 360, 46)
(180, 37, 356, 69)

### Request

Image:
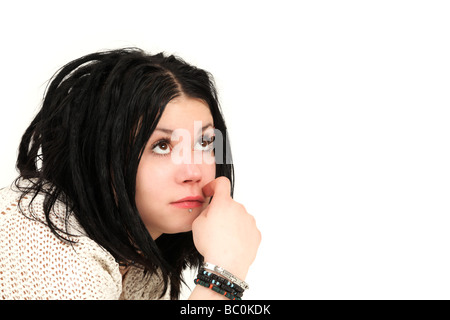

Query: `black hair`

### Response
(14, 48, 234, 299)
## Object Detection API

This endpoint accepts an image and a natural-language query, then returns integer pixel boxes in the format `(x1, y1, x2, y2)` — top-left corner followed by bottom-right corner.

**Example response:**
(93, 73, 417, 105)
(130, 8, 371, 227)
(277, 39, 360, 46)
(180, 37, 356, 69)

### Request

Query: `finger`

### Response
(192, 206, 208, 225)
(202, 176, 232, 201)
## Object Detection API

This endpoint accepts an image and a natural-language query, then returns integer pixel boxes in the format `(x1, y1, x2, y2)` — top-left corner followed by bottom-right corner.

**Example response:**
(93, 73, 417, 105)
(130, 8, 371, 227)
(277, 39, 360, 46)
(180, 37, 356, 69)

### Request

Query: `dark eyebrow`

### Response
(154, 128, 174, 134)
(154, 123, 213, 134)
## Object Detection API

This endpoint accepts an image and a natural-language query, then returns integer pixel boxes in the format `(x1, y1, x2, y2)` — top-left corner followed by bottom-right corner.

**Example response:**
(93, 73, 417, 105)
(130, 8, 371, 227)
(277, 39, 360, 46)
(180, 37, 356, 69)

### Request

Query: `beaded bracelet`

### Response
(198, 269, 244, 296)
(194, 278, 242, 300)
(197, 273, 243, 297)
(197, 273, 243, 298)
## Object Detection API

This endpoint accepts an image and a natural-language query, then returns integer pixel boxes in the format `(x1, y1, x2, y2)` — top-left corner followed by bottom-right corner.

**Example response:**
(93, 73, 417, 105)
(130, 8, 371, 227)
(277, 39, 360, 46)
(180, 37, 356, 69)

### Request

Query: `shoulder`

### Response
(0, 182, 122, 299)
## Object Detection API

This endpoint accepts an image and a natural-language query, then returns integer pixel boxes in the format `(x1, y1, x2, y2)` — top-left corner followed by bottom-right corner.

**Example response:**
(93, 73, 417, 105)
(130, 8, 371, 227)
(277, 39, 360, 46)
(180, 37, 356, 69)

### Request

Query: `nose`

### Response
(176, 161, 203, 184)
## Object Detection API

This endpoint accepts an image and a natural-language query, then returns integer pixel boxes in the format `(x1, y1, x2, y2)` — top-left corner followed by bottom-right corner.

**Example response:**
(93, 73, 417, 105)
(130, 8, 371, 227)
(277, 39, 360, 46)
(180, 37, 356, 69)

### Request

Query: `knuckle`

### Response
(236, 202, 246, 212)
(245, 211, 256, 224)
(233, 202, 248, 215)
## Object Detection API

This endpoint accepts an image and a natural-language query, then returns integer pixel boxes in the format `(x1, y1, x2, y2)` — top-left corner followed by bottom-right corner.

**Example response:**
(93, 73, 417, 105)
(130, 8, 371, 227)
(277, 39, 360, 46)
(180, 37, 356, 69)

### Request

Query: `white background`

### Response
(1, 0, 450, 299)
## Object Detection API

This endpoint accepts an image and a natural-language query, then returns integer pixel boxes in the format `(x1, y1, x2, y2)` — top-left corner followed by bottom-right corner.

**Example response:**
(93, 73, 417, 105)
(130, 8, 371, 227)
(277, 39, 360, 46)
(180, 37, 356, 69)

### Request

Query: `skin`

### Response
(135, 95, 216, 239)
(190, 177, 261, 300)
(134, 95, 261, 300)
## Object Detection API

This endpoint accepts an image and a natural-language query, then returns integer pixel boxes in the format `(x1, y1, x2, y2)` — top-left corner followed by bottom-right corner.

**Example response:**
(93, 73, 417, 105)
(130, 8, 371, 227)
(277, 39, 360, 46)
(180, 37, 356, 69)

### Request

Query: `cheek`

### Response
(204, 163, 216, 184)
(134, 155, 217, 235)
(135, 159, 171, 210)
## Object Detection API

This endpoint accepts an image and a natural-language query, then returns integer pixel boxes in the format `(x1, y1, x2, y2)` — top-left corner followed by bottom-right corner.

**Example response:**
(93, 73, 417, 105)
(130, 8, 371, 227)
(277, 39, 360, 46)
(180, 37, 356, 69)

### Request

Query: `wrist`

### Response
(194, 266, 246, 300)
(201, 261, 249, 291)
(202, 257, 249, 281)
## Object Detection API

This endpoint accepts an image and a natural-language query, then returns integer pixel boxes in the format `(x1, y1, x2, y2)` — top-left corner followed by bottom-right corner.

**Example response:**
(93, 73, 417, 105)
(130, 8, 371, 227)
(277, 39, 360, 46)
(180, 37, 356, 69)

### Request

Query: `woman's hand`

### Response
(192, 177, 261, 281)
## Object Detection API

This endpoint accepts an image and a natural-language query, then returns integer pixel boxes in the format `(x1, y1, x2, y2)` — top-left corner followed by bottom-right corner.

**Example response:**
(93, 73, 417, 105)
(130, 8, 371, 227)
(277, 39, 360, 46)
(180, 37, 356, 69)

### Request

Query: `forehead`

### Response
(157, 96, 213, 129)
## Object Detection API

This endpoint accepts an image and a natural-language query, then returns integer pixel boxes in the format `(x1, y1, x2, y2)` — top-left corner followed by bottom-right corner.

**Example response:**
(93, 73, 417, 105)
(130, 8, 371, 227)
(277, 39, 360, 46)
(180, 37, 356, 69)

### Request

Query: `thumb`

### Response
(202, 176, 232, 202)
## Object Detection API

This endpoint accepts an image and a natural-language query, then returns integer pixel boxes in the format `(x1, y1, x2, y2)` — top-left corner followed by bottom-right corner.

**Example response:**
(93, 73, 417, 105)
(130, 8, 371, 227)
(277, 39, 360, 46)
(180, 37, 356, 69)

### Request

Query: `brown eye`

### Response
(194, 136, 215, 151)
(152, 140, 171, 155)
(159, 142, 169, 150)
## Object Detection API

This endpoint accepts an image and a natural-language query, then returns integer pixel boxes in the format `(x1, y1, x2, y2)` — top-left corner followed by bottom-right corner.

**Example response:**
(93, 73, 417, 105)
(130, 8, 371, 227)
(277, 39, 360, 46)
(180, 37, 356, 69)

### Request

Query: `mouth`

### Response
(170, 196, 205, 209)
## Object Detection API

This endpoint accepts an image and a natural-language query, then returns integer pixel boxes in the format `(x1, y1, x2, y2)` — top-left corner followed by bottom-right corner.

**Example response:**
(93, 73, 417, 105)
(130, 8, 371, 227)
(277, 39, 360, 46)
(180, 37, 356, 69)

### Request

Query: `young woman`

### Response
(0, 48, 261, 299)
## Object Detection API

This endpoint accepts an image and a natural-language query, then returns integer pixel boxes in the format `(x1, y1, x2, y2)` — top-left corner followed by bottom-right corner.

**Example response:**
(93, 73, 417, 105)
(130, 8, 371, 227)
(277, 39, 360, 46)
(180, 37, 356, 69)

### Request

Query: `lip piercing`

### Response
(188, 208, 193, 213)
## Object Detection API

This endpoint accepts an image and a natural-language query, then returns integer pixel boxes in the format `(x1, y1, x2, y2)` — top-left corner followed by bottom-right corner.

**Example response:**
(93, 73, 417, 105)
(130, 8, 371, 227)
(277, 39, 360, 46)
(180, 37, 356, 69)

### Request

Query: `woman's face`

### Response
(135, 95, 216, 239)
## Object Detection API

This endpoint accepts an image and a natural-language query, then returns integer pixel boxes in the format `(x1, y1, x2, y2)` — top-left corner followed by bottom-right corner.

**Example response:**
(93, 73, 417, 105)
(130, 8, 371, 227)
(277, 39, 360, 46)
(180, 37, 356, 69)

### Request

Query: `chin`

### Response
(163, 225, 193, 235)
(161, 214, 197, 234)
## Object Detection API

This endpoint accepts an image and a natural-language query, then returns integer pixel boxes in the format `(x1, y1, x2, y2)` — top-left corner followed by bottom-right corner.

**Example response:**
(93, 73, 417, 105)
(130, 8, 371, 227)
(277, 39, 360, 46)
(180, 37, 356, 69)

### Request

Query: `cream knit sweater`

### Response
(0, 181, 169, 300)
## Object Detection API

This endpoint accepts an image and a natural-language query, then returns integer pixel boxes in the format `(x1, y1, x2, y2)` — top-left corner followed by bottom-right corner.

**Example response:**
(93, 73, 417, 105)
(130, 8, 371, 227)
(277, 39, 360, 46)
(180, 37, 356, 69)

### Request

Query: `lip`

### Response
(171, 196, 205, 209)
